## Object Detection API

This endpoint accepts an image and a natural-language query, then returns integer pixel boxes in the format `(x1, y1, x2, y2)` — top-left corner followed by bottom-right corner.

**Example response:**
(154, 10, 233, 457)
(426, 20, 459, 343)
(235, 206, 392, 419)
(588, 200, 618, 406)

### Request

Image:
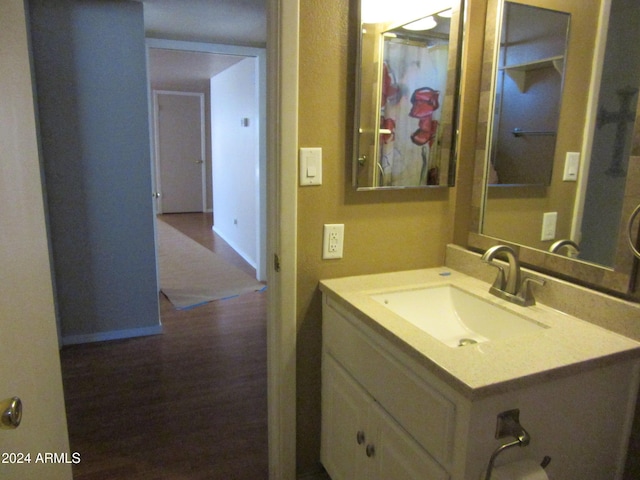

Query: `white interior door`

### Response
(0, 2, 72, 479)
(154, 91, 205, 213)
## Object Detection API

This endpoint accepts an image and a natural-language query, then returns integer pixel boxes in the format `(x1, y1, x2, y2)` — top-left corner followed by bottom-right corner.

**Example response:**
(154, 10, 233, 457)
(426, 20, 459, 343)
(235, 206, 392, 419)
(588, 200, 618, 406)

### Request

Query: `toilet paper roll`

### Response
(490, 459, 549, 480)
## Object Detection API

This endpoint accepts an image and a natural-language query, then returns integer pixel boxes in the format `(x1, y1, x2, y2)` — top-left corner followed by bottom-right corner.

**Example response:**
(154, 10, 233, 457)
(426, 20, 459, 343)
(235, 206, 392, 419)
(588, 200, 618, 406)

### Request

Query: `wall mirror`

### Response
(352, 0, 464, 190)
(487, 2, 569, 187)
(469, 0, 640, 298)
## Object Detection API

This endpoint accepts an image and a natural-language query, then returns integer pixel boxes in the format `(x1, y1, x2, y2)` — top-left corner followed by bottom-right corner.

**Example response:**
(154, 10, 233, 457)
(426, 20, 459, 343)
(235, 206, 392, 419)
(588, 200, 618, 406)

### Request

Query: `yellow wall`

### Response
(481, 0, 600, 250)
(295, 0, 486, 472)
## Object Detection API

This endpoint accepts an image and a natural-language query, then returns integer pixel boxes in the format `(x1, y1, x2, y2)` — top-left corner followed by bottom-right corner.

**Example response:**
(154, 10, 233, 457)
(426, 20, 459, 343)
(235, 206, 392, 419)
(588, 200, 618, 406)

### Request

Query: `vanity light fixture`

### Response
(403, 16, 438, 31)
(361, 0, 451, 24)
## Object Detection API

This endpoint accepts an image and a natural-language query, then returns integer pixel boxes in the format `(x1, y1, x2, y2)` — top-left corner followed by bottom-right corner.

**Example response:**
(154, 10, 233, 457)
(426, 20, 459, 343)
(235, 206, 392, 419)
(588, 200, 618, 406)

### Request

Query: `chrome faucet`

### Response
(549, 239, 580, 257)
(481, 245, 545, 306)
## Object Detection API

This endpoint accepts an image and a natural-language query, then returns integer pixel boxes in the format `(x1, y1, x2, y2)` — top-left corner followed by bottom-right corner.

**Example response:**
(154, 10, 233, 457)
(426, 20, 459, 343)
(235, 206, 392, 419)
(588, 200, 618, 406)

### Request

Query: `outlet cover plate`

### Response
(541, 212, 557, 241)
(323, 224, 344, 259)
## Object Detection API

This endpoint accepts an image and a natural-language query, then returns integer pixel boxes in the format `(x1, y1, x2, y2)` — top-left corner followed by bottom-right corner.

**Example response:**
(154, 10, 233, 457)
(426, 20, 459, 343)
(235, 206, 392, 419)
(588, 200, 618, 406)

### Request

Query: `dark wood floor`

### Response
(60, 213, 268, 480)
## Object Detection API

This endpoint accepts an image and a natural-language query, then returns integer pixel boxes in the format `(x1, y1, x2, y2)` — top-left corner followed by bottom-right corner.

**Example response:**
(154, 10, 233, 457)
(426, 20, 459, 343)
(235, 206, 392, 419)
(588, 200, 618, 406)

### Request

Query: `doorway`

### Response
(59, 36, 271, 480)
(147, 39, 267, 281)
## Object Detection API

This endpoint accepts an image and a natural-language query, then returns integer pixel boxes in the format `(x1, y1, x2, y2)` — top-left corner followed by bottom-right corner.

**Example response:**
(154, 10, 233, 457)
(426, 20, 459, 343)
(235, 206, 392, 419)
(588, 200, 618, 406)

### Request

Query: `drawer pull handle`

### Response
(356, 430, 365, 445)
(366, 444, 375, 457)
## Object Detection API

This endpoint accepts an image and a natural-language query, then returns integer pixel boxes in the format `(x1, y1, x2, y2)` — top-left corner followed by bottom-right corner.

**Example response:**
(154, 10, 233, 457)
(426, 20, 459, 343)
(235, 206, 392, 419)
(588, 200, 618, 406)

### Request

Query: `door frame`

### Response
(266, 0, 299, 478)
(152, 90, 206, 214)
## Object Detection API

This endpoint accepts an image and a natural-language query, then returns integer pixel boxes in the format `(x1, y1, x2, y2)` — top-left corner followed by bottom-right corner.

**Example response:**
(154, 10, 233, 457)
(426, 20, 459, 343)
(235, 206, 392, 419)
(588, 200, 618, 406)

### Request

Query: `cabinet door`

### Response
(321, 354, 370, 480)
(371, 402, 449, 480)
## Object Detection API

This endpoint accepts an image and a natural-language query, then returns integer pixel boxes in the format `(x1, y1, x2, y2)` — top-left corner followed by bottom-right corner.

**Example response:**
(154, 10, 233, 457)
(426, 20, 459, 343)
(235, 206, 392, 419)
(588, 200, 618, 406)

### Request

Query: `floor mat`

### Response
(157, 220, 264, 309)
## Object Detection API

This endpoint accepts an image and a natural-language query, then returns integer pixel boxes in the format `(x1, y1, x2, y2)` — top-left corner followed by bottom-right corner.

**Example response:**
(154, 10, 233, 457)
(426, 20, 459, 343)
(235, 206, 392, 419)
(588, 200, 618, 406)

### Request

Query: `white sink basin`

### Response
(370, 284, 548, 348)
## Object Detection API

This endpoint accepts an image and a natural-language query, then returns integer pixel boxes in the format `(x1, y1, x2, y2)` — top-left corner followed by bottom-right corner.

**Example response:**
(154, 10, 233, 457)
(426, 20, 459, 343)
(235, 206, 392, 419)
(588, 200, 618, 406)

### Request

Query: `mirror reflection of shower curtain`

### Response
(379, 41, 449, 186)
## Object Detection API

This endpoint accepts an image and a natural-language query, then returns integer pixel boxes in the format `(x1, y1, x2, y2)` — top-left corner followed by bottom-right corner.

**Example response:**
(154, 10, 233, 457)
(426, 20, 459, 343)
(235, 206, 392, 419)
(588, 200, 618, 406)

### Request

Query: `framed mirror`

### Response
(469, 0, 640, 298)
(352, 0, 465, 190)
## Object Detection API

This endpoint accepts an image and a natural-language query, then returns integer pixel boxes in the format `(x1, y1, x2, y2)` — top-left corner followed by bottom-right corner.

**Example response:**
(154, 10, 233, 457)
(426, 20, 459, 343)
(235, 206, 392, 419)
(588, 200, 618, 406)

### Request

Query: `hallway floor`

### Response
(60, 213, 268, 480)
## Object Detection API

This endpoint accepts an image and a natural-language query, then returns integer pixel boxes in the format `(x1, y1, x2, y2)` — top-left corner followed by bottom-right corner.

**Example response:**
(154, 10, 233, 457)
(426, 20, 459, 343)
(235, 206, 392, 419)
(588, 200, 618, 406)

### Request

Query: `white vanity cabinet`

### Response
(320, 291, 640, 480)
(321, 296, 457, 480)
(322, 353, 449, 480)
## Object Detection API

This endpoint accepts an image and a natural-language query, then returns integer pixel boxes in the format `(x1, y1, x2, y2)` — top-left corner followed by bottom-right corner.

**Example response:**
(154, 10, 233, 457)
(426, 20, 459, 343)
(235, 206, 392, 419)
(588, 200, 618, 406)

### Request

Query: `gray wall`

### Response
(580, 0, 640, 266)
(29, 0, 160, 343)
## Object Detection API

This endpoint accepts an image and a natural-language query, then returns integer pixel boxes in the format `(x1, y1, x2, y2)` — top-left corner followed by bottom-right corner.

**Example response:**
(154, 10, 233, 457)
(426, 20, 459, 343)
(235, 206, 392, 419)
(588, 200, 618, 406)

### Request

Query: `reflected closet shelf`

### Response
(500, 55, 564, 92)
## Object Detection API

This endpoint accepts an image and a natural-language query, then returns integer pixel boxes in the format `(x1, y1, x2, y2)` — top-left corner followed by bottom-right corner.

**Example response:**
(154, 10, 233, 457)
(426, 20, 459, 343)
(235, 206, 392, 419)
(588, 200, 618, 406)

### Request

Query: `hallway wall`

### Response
(29, 0, 160, 343)
(211, 57, 260, 269)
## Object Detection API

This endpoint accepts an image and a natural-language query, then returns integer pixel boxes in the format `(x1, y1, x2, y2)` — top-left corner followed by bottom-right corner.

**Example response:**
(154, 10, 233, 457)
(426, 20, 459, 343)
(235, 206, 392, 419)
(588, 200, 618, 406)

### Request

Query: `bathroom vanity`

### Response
(319, 268, 640, 480)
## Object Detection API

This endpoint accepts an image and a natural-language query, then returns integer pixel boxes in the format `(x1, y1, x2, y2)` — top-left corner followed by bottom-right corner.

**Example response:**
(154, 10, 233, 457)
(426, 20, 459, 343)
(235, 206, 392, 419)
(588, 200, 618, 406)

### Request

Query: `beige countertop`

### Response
(319, 267, 640, 399)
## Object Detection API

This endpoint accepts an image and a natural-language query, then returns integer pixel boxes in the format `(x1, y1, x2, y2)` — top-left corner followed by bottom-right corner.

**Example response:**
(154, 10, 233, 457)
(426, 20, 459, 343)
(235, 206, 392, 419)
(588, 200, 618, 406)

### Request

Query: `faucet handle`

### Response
(517, 276, 545, 306)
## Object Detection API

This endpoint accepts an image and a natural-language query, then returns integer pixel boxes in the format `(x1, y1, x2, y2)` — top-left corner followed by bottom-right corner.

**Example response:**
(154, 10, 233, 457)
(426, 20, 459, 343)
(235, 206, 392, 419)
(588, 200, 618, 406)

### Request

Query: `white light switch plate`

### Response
(299, 147, 322, 186)
(563, 152, 580, 181)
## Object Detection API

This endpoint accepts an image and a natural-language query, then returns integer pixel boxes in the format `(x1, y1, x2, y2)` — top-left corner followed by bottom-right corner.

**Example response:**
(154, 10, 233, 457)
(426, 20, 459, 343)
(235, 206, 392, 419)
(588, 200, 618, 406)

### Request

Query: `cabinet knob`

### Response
(365, 444, 375, 458)
(356, 430, 365, 445)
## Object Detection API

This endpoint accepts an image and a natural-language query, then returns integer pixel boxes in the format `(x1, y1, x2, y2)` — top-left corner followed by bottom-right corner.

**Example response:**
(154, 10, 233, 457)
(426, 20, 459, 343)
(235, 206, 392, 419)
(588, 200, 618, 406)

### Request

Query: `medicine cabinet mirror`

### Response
(469, 0, 640, 298)
(352, 0, 464, 190)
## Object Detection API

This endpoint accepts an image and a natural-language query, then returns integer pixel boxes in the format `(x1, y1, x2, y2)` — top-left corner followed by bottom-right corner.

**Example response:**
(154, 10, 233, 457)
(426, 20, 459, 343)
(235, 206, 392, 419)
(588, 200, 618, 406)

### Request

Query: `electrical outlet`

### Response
(541, 212, 557, 241)
(323, 224, 344, 259)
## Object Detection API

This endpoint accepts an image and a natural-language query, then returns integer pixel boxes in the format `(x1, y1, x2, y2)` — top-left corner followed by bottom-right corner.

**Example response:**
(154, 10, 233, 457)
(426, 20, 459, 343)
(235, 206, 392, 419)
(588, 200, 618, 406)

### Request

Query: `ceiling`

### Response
(148, 48, 245, 91)
(141, 0, 266, 47)
(140, 0, 266, 89)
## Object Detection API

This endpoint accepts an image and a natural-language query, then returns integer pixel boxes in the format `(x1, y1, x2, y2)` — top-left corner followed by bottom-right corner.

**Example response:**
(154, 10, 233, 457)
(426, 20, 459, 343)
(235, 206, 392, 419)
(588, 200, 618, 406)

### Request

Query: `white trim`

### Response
(267, 0, 298, 479)
(146, 38, 265, 58)
(570, 0, 612, 242)
(152, 90, 207, 214)
(62, 325, 163, 346)
(199, 92, 207, 211)
(212, 224, 257, 269)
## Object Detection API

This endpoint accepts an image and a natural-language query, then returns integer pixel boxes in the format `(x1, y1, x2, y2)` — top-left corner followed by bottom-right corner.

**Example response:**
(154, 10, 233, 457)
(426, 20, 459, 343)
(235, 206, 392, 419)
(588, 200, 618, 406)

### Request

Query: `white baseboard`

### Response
(212, 225, 257, 269)
(62, 325, 163, 346)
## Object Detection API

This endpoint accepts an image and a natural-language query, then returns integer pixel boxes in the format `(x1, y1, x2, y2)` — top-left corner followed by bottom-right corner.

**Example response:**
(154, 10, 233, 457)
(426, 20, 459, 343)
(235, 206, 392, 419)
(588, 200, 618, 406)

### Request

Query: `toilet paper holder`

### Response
(484, 409, 551, 480)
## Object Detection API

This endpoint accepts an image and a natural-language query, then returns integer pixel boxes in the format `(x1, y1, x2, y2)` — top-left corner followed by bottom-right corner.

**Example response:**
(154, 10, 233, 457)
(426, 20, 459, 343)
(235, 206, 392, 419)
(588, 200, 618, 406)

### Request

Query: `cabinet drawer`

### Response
(323, 299, 456, 465)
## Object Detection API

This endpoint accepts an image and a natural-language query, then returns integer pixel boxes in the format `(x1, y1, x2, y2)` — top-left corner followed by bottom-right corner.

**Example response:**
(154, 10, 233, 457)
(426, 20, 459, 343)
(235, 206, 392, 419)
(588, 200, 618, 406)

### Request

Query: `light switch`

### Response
(299, 147, 322, 186)
(563, 152, 580, 181)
